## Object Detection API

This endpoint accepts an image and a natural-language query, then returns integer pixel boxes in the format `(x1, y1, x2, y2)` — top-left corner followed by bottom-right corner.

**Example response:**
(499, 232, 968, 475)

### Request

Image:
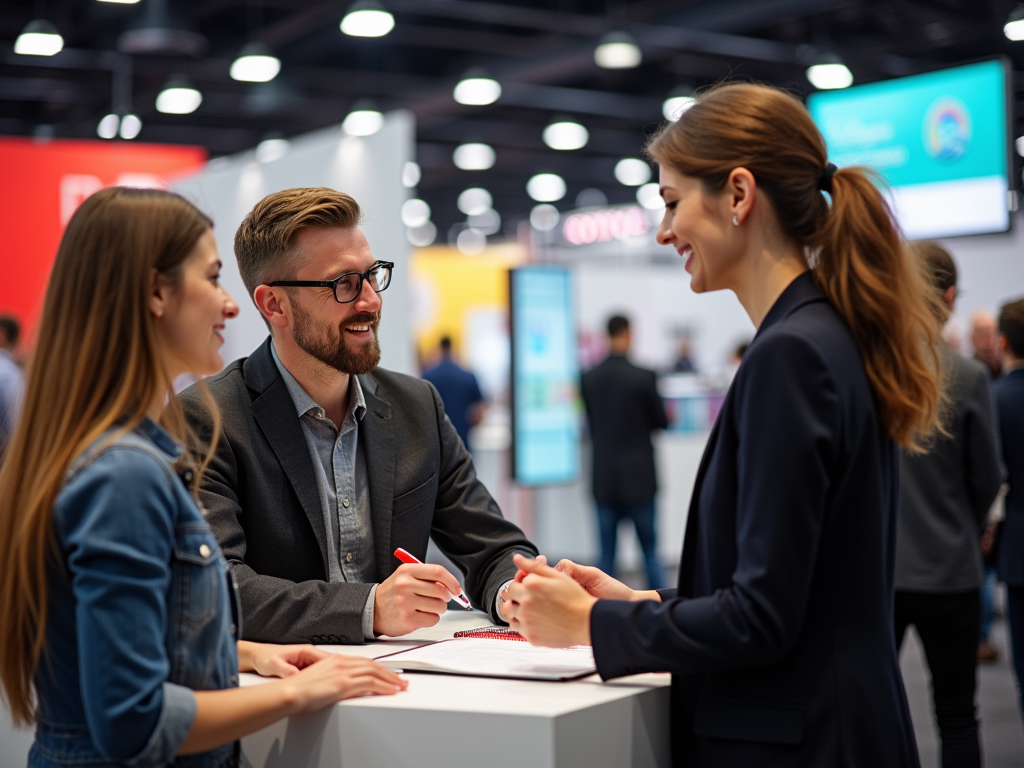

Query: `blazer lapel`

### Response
(359, 376, 395, 582)
(245, 343, 331, 578)
(677, 410, 722, 596)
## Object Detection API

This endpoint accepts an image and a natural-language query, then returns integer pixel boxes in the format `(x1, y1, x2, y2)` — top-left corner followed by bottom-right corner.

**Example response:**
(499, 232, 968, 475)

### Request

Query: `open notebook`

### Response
(376, 639, 597, 682)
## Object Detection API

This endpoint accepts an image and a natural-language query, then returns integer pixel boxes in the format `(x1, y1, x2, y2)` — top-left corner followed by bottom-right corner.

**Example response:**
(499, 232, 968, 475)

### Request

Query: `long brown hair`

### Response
(0, 187, 221, 726)
(647, 82, 943, 451)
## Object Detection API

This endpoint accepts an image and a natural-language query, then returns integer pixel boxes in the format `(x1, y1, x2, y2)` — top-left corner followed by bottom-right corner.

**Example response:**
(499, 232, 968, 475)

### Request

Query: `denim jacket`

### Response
(30, 419, 240, 768)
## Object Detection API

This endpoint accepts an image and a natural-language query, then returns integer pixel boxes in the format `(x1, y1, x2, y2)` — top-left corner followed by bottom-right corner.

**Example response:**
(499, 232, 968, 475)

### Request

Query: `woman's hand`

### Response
(551, 559, 640, 601)
(283, 654, 408, 714)
(239, 641, 331, 678)
(501, 554, 597, 647)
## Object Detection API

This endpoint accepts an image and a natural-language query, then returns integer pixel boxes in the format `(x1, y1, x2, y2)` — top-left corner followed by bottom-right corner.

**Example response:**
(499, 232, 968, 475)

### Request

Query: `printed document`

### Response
(377, 639, 596, 681)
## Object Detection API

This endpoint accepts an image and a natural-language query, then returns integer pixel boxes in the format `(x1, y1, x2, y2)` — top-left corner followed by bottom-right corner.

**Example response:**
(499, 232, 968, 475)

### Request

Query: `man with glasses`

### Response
(180, 187, 537, 644)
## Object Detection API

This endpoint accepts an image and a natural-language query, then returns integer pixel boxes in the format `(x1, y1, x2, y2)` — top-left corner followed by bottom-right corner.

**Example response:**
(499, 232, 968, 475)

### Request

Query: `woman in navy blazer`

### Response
(502, 83, 945, 767)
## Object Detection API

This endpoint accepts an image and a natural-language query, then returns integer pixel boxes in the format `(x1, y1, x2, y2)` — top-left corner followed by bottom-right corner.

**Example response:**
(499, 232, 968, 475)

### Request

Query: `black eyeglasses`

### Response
(268, 261, 394, 304)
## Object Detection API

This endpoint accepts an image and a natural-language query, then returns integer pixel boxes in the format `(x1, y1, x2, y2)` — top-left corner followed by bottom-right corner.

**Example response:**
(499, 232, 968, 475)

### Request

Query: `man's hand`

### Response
(502, 554, 597, 647)
(373, 562, 464, 636)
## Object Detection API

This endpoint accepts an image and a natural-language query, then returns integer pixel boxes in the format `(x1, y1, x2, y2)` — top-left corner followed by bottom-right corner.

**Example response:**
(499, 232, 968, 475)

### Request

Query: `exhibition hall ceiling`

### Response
(2, 0, 1020, 238)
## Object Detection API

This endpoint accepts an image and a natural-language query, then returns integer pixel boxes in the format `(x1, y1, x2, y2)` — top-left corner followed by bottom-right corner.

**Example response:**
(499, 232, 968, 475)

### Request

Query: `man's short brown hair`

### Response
(234, 187, 362, 302)
(999, 298, 1024, 359)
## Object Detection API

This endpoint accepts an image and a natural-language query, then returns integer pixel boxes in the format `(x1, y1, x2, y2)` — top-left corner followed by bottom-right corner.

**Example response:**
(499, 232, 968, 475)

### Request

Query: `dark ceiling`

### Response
(2, 0, 1022, 240)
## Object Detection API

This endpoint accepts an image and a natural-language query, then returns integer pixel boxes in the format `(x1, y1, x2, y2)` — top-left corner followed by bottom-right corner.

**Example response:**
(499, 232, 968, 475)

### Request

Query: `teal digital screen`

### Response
(808, 59, 1010, 238)
(510, 267, 580, 486)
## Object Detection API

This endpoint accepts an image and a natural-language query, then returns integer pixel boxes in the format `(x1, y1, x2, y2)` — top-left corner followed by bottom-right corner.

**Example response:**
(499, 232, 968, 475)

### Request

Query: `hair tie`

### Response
(818, 162, 838, 194)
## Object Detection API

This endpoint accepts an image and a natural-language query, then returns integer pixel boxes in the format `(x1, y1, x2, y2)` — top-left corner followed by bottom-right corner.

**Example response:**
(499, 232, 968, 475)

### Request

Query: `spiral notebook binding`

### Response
(453, 626, 527, 641)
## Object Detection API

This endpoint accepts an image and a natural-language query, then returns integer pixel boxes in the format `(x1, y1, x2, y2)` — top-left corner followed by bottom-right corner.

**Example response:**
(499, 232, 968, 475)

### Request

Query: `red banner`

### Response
(0, 138, 207, 344)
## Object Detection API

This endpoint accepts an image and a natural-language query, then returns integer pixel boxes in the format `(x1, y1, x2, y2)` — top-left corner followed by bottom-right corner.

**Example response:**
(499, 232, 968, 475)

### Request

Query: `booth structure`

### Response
(241, 612, 671, 768)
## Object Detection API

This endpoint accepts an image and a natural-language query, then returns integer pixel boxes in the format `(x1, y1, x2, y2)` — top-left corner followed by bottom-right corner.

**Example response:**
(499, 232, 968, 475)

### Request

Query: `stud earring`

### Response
(732, 215, 739, 227)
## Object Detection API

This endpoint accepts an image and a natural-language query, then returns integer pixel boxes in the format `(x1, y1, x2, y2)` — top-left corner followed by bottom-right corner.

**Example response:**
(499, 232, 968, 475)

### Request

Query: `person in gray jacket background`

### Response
(894, 241, 1003, 768)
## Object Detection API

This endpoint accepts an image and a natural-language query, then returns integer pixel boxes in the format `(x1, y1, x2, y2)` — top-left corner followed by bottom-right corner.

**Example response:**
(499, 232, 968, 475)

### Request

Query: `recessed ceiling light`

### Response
(15, 20, 64, 56)
(402, 161, 421, 188)
(636, 183, 663, 210)
(453, 143, 496, 171)
(662, 95, 695, 122)
(543, 121, 588, 151)
(343, 107, 384, 136)
(530, 204, 560, 231)
(401, 198, 431, 228)
(614, 158, 651, 186)
(457, 188, 492, 216)
(806, 62, 853, 90)
(230, 43, 281, 83)
(156, 77, 202, 114)
(594, 32, 641, 69)
(256, 137, 290, 163)
(527, 173, 567, 202)
(97, 113, 120, 140)
(341, 1, 395, 37)
(1005, 5, 1024, 40)
(119, 114, 142, 140)
(454, 76, 501, 106)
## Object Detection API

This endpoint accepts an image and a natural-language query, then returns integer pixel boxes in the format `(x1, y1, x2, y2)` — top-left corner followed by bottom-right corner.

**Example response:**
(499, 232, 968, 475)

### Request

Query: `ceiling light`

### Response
(530, 204, 560, 231)
(468, 208, 501, 236)
(454, 75, 501, 106)
(614, 158, 651, 186)
(402, 161, 421, 188)
(119, 114, 142, 140)
(576, 188, 607, 208)
(255, 137, 290, 163)
(636, 183, 663, 210)
(407, 222, 437, 247)
(341, 1, 395, 37)
(97, 114, 120, 140)
(806, 62, 853, 90)
(594, 32, 641, 69)
(457, 228, 486, 256)
(156, 77, 202, 114)
(15, 20, 64, 56)
(230, 43, 281, 83)
(1006, 5, 1024, 40)
(401, 198, 431, 228)
(342, 106, 384, 136)
(457, 187, 492, 216)
(1016, 136, 1024, 156)
(527, 173, 566, 202)
(97, 0, 141, 4)
(453, 142, 496, 171)
(662, 95, 695, 121)
(543, 120, 588, 151)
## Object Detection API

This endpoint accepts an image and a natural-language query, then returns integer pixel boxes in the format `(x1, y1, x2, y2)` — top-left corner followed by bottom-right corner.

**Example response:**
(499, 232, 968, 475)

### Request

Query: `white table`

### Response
(241, 611, 671, 768)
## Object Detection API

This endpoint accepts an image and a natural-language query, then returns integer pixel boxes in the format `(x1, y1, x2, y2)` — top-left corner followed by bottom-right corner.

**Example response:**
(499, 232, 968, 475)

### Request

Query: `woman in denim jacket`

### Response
(0, 188, 406, 767)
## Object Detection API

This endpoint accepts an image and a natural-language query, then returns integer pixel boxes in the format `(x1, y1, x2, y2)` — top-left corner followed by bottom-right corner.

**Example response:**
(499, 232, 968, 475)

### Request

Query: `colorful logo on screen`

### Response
(922, 97, 972, 162)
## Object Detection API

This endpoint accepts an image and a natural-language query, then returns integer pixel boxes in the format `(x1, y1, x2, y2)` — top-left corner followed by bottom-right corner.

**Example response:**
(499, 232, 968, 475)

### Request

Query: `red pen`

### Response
(393, 547, 473, 610)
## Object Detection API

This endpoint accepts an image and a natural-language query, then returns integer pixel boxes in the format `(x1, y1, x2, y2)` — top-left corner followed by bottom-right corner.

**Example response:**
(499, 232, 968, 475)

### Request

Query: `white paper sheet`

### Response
(377, 639, 597, 681)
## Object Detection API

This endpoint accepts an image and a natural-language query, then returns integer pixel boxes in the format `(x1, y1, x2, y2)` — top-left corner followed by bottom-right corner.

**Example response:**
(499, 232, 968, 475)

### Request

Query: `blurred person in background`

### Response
(0, 314, 24, 453)
(421, 335, 485, 450)
(992, 297, 1024, 722)
(893, 241, 1001, 768)
(501, 82, 945, 767)
(972, 311, 1002, 381)
(0, 188, 405, 768)
(581, 314, 668, 590)
(670, 333, 697, 373)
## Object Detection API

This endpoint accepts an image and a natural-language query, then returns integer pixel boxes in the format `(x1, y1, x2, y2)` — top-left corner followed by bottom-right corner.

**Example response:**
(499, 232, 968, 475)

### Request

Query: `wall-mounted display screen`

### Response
(808, 58, 1011, 239)
(509, 267, 580, 486)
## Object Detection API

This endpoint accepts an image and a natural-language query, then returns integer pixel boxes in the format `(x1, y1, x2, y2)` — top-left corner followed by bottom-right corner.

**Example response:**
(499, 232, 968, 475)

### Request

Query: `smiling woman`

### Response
(0, 187, 406, 768)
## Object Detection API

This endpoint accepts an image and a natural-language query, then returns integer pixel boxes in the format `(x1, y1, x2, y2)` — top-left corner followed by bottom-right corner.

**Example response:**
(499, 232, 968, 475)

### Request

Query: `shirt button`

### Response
(230, 675, 238, 685)
(346, 552, 354, 562)
(199, 544, 211, 559)
(343, 498, 350, 508)
(315, 412, 324, 419)
(230, 623, 237, 635)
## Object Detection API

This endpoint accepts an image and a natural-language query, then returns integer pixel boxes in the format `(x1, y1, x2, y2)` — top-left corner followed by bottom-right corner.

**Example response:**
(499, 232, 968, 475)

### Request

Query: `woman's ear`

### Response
(149, 268, 169, 320)
(727, 167, 756, 225)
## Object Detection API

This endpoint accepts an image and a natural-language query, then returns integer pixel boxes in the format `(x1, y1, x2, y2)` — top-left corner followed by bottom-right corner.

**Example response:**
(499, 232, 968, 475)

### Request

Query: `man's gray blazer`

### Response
(180, 338, 536, 644)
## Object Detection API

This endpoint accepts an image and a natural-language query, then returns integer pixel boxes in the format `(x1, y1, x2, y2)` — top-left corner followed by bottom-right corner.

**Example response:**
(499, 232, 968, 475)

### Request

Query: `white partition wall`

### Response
(172, 111, 416, 374)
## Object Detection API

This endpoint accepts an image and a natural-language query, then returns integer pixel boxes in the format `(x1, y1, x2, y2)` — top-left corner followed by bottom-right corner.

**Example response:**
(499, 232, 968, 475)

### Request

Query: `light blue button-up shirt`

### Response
(271, 344, 378, 639)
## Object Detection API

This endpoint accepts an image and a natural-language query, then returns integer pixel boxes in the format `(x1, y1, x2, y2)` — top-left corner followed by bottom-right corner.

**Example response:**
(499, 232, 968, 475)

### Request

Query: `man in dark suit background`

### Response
(581, 314, 668, 589)
(994, 297, 1024, 720)
(181, 187, 536, 645)
(421, 336, 485, 450)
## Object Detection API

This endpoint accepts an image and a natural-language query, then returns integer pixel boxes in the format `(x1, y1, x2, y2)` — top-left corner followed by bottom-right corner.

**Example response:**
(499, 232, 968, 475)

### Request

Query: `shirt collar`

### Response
(270, 342, 366, 424)
(136, 417, 184, 460)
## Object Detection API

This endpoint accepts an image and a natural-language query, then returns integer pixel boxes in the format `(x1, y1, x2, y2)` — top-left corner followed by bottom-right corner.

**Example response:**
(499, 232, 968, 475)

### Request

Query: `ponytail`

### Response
(647, 82, 943, 451)
(811, 168, 944, 451)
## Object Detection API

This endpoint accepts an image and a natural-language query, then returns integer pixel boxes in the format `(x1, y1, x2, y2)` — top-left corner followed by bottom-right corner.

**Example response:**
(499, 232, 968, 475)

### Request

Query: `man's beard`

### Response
(292, 301, 381, 376)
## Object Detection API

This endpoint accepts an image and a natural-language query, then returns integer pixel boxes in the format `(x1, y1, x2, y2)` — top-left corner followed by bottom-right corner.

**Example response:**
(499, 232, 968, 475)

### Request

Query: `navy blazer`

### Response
(590, 273, 918, 767)
(994, 368, 1024, 586)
